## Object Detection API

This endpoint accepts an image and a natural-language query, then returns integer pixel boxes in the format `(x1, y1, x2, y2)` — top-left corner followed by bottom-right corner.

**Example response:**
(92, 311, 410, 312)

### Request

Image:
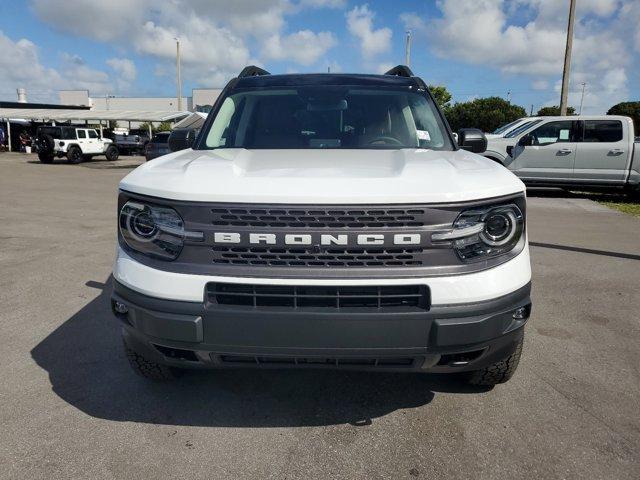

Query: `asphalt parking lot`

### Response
(1, 152, 639, 479)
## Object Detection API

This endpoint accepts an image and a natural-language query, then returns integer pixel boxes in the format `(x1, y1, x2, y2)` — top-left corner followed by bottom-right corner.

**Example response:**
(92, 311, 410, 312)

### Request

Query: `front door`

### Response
(574, 119, 630, 183)
(86, 129, 103, 154)
(510, 120, 577, 182)
(75, 128, 88, 153)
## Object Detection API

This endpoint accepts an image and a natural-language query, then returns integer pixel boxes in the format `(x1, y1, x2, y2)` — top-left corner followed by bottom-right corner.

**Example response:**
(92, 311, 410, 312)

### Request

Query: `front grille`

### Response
(211, 207, 426, 228)
(217, 355, 416, 368)
(206, 283, 430, 310)
(212, 246, 423, 267)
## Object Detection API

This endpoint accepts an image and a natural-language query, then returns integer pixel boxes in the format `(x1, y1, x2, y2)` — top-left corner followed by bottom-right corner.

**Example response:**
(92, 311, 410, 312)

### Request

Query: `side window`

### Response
(530, 121, 573, 146)
(87, 130, 98, 139)
(582, 120, 622, 142)
(505, 119, 542, 138)
(206, 97, 238, 147)
(77, 130, 87, 139)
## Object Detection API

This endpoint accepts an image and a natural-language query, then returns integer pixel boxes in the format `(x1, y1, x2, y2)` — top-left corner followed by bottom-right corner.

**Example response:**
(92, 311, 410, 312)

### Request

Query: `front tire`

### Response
(468, 337, 523, 386)
(124, 344, 183, 381)
(66, 146, 83, 164)
(105, 145, 119, 161)
(38, 152, 54, 163)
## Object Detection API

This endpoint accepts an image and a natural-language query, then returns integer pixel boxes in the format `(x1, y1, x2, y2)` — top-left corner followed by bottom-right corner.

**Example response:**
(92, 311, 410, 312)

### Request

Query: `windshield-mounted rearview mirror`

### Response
(307, 99, 348, 111)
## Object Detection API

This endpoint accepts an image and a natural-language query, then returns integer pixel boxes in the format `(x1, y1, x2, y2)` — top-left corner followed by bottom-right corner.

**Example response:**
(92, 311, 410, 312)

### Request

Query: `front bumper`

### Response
(112, 279, 531, 373)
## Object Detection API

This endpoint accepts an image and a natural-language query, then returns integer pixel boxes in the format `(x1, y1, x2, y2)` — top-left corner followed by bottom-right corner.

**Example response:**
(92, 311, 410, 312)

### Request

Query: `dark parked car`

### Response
(144, 132, 171, 161)
(168, 128, 199, 152)
(113, 130, 150, 155)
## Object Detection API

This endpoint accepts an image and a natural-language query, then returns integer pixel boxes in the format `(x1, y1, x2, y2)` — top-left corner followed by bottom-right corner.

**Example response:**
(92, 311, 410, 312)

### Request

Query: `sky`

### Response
(0, 0, 638, 114)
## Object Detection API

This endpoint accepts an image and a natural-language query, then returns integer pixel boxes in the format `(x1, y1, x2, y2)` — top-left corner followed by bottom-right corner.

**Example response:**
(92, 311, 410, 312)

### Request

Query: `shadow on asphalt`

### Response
(527, 187, 639, 204)
(529, 242, 640, 261)
(31, 277, 488, 428)
(26, 157, 144, 169)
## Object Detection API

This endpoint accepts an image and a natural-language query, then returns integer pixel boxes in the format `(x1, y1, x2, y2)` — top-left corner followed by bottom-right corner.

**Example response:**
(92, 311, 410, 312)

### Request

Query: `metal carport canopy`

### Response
(0, 108, 190, 122)
(173, 111, 208, 130)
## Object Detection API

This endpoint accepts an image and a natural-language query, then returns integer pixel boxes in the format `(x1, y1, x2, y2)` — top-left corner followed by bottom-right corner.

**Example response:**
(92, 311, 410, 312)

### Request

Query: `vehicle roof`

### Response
(38, 125, 93, 129)
(234, 73, 418, 89)
(530, 115, 631, 121)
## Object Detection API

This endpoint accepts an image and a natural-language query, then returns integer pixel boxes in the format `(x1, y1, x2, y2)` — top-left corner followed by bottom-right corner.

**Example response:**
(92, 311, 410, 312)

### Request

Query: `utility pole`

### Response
(560, 0, 577, 115)
(507, 90, 511, 103)
(578, 82, 586, 114)
(175, 37, 183, 111)
(405, 30, 412, 66)
(530, 104, 534, 116)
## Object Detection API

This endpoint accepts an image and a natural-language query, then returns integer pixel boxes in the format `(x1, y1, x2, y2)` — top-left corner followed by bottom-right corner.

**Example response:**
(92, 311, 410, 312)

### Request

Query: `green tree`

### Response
(138, 121, 154, 132)
(443, 97, 527, 133)
(427, 85, 452, 109)
(156, 121, 173, 132)
(607, 101, 640, 132)
(536, 105, 576, 116)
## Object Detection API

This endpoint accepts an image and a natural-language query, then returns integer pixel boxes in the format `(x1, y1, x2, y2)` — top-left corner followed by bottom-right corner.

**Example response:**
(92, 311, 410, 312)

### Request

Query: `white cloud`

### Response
(106, 58, 137, 82)
(0, 32, 61, 98)
(532, 79, 549, 90)
(0, 31, 116, 102)
(262, 30, 337, 66)
(402, 0, 637, 113)
(29, 0, 342, 86)
(346, 4, 392, 59)
(298, 0, 346, 8)
(376, 62, 394, 74)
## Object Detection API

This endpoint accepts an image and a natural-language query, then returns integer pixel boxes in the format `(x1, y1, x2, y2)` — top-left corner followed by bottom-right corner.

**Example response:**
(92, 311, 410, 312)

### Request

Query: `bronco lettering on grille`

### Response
(212, 232, 422, 246)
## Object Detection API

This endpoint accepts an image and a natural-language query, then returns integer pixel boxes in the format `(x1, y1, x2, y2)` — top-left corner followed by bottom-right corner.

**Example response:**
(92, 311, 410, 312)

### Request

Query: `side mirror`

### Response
(519, 133, 534, 147)
(457, 128, 487, 154)
(168, 129, 197, 152)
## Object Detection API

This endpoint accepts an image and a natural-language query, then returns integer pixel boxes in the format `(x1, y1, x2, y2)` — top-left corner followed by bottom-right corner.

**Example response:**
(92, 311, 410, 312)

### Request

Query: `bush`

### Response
(443, 97, 527, 133)
(607, 102, 640, 132)
(427, 85, 452, 109)
(536, 106, 576, 116)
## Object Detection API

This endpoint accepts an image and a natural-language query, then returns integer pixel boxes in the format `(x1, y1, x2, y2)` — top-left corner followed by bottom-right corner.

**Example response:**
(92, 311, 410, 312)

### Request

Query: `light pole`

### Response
(560, 0, 577, 116)
(578, 82, 586, 114)
(175, 37, 183, 111)
(105, 94, 115, 110)
(405, 30, 412, 67)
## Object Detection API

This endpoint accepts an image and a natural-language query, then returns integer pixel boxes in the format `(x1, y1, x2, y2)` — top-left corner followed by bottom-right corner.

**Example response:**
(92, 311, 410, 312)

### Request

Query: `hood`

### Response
(120, 148, 525, 204)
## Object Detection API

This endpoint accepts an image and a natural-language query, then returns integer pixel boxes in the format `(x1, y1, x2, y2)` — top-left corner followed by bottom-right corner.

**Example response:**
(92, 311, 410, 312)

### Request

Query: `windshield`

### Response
(152, 133, 170, 142)
(201, 86, 452, 150)
(493, 119, 522, 135)
(505, 119, 543, 138)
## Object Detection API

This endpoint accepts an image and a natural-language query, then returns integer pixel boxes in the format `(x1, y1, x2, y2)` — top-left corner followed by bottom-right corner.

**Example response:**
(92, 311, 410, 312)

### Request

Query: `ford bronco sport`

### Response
(112, 66, 532, 386)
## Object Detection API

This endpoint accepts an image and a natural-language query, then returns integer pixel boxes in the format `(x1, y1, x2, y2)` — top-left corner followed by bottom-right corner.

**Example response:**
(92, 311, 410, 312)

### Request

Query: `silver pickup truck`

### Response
(483, 116, 639, 194)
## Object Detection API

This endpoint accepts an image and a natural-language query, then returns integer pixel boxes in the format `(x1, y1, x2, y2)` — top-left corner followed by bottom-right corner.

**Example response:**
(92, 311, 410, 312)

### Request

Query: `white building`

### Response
(59, 88, 222, 114)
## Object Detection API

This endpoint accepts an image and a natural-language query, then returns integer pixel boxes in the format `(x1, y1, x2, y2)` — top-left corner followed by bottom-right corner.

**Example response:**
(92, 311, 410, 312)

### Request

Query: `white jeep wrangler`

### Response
(35, 125, 119, 164)
(112, 65, 532, 386)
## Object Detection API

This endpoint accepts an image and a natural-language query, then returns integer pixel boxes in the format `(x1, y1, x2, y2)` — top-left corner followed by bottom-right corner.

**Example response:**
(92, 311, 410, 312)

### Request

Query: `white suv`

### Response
(111, 65, 532, 386)
(35, 126, 119, 164)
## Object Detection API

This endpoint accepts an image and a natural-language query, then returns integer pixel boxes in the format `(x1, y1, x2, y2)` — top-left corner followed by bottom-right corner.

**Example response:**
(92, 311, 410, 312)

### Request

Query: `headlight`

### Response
(432, 203, 524, 262)
(119, 201, 185, 260)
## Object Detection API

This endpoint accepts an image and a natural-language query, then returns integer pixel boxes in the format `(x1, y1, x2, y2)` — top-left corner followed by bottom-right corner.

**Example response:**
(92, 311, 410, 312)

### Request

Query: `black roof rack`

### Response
(238, 65, 271, 78)
(384, 65, 414, 77)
